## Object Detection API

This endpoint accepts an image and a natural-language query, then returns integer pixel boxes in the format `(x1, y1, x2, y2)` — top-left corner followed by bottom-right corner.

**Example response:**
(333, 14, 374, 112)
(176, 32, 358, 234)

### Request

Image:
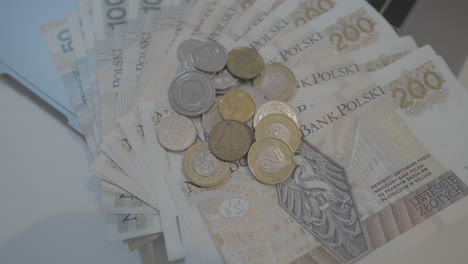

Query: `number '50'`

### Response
(329, 17, 375, 51)
(392, 70, 443, 109)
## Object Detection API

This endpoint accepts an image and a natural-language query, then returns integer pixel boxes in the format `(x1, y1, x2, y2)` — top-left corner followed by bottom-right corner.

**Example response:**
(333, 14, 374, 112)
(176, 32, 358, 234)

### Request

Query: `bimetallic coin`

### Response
(183, 142, 231, 187)
(236, 85, 268, 109)
(157, 115, 197, 151)
(227, 47, 264, 79)
(212, 69, 239, 90)
(219, 90, 255, 123)
(253, 63, 296, 101)
(192, 41, 228, 72)
(253, 101, 301, 129)
(248, 137, 295, 184)
(255, 114, 301, 151)
(169, 71, 215, 117)
(209, 120, 254, 161)
(177, 39, 203, 62)
(201, 97, 223, 134)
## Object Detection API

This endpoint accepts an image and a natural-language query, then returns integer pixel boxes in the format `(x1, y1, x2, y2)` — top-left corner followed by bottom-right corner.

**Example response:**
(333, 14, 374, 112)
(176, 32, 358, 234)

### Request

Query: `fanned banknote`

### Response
(40, 0, 468, 263)
(291, 46, 468, 262)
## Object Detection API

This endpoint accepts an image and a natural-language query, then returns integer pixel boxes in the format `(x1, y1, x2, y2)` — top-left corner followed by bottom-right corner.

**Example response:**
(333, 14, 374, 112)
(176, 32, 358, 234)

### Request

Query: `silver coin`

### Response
(177, 54, 197, 74)
(192, 149, 220, 177)
(192, 41, 228, 72)
(157, 115, 197, 151)
(253, 101, 301, 128)
(212, 69, 239, 90)
(236, 85, 268, 109)
(169, 71, 216, 116)
(177, 39, 203, 62)
(246, 118, 253, 129)
(215, 85, 236, 95)
(201, 97, 223, 134)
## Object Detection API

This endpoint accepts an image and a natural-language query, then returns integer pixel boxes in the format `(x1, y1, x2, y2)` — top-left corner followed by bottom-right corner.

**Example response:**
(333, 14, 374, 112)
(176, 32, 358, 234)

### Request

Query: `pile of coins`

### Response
(158, 39, 301, 187)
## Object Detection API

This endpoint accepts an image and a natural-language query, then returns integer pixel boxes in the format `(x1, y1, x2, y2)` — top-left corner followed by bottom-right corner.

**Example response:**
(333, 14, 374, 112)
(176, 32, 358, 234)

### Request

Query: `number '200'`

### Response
(392, 70, 444, 109)
(329, 17, 375, 51)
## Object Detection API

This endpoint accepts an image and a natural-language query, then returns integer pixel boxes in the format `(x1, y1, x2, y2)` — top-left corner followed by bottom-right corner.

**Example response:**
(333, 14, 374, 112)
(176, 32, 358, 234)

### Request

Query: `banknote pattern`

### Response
(323, 8, 378, 54)
(385, 61, 449, 116)
(363, 50, 412, 72)
(290, 0, 338, 28)
(277, 141, 370, 263)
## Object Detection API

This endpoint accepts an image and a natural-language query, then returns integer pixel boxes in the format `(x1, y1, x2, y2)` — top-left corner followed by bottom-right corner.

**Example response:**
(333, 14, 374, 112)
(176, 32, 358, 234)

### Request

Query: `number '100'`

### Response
(106, 0, 126, 29)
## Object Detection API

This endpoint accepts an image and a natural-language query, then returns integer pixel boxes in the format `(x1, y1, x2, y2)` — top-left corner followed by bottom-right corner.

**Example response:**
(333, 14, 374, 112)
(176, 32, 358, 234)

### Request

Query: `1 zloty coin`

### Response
(169, 71, 215, 117)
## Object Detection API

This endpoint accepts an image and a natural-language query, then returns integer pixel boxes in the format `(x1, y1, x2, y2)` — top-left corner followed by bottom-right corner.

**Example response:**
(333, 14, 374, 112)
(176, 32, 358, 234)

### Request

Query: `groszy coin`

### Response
(177, 54, 197, 74)
(219, 90, 255, 123)
(236, 85, 268, 109)
(169, 71, 215, 116)
(192, 41, 228, 72)
(209, 120, 254, 161)
(177, 39, 203, 62)
(212, 69, 239, 90)
(183, 142, 231, 187)
(202, 97, 223, 134)
(227, 47, 264, 79)
(253, 63, 296, 101)
(248, 137, 295, 184)
(253, 101, 301, 128)
(157, 115, 197, 151)
(255, 114, 301, 151)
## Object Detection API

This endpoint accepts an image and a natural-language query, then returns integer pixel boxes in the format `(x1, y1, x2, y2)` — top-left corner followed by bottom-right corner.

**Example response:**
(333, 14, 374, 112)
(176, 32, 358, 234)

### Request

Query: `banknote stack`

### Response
(42, 0, 468, 263)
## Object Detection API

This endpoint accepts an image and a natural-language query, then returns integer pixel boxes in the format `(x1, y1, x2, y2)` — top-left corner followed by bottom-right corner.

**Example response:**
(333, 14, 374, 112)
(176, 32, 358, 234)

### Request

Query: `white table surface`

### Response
(1, 74, 468, 264)
(0, 76, 140, 264)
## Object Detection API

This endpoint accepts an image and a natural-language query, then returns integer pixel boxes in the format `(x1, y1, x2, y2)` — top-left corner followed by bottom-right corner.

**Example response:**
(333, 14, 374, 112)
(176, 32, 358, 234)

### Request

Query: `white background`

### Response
(1, 58, 468, 263)
(0, 76, 140, 264)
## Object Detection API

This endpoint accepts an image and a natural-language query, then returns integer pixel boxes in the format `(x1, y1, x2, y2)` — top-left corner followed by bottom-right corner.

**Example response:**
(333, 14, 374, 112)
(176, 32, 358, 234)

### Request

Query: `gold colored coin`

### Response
(183, 142, 231, 187)
(253, 63, 296, 101)
(219, 90, 255, 122)
(255, 114, 301, 151)
(209, 120, 254, 161)
(227, 47, 264, 79)
(248, 137, 295, 185)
